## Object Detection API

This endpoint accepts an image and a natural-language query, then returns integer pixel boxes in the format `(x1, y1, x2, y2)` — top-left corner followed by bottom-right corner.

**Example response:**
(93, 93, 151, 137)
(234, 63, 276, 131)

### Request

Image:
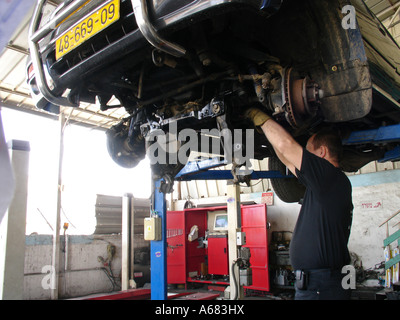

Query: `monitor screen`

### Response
(214, 214, 228, 230)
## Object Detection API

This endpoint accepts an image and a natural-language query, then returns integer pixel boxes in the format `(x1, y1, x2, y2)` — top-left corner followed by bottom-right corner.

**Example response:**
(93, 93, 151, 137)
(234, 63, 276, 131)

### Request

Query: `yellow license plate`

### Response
(55, 0, 120, 60)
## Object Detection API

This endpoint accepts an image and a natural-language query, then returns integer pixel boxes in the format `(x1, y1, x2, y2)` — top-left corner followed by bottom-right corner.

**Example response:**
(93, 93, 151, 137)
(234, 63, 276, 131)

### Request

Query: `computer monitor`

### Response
(213, 213, 228, 231)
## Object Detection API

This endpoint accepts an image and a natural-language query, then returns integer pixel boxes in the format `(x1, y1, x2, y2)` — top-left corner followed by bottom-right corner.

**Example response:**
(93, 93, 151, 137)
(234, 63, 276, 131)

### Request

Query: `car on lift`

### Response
(27, 0, 400, 202)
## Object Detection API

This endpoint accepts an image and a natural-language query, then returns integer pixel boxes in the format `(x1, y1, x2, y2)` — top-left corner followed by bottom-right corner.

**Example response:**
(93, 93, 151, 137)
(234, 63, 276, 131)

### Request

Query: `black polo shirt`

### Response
(289, 149, 353, 271)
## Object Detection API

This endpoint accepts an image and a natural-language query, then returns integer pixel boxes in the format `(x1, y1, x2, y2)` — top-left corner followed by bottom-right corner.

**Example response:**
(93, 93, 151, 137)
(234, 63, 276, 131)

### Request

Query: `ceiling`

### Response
(1, 0, 400, 130)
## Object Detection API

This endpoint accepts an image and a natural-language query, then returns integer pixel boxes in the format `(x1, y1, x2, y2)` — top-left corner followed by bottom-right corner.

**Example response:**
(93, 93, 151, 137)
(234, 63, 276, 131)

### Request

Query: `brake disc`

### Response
(283, 67, 322, 128)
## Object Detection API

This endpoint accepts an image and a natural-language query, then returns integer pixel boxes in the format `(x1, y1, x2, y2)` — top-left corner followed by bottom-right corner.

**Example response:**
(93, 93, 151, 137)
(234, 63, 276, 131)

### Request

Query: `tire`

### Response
(268, 156, 305, 203)
(106, 124, 145, 168)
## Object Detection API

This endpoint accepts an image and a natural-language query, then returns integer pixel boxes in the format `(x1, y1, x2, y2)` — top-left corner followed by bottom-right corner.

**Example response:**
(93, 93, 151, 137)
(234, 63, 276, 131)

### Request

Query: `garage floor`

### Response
(73, 283, 398, 300)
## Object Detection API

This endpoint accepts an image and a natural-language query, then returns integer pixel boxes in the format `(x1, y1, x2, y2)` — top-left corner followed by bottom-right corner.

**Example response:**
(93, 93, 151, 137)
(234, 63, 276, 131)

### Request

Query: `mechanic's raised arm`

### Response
(246, 107, 303, 176)
(260, 119, 303, 176)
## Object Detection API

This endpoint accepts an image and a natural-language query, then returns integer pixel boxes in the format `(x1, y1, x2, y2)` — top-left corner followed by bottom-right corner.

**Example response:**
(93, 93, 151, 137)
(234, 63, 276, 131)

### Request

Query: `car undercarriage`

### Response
(27, 0, 400, 202)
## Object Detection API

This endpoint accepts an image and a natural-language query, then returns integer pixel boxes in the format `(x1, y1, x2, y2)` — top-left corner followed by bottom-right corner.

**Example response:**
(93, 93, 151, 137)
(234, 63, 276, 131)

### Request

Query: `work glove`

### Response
(245, 107, 272, 127)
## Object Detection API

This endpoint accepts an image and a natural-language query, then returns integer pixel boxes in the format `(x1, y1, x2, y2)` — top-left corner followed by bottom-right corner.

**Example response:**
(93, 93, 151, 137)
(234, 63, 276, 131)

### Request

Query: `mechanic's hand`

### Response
(245, 107, 272, 127)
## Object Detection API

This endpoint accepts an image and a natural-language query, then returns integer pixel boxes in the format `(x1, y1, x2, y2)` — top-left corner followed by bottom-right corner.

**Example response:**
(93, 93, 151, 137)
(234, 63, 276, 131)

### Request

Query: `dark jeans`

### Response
(295, 269, 352, 300)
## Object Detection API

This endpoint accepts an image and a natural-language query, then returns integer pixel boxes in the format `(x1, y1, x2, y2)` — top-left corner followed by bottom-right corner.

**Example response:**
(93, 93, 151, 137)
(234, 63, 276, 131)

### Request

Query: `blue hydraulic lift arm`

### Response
(342, 124, 400, 145)
(342, 123, 400, 163)
(176, 169, 292, 181)
(174, 157, 294, 181)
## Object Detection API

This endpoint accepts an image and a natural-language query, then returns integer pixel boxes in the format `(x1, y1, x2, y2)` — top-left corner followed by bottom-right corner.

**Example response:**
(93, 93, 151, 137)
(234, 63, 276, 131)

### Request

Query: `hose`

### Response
(98, 244, 121, 292)
(231, 259, 241, 300)
(100, 261, 121, 292)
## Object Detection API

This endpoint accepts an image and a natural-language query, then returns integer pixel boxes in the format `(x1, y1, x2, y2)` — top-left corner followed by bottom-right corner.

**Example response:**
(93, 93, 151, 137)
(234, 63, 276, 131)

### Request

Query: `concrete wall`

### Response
(24, 234, 125, 300)
(348, 170, 400, 270)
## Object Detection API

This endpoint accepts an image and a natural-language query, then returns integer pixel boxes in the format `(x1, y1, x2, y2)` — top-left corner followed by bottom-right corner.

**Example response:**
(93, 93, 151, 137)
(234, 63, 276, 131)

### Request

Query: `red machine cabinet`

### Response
(241, 204, 270, 292)
(167, 210, 207, 285)
(208, 234, 229, 275)
(166, 211, 186, 284)
(167, 204, 270, 292)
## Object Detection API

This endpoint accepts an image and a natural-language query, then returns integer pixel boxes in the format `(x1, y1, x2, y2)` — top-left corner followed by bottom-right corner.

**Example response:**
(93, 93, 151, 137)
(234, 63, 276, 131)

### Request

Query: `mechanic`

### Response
(246, 108, 353, 300)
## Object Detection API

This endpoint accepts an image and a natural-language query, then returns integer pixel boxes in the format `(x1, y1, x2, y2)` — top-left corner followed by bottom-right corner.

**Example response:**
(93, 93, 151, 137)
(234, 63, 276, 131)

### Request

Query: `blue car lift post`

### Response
(149, 157, 291, 300)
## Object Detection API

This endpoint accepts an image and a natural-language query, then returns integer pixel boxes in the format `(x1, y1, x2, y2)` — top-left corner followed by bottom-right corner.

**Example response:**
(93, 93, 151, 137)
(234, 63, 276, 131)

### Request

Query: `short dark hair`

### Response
(311, 128, 343, 163)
